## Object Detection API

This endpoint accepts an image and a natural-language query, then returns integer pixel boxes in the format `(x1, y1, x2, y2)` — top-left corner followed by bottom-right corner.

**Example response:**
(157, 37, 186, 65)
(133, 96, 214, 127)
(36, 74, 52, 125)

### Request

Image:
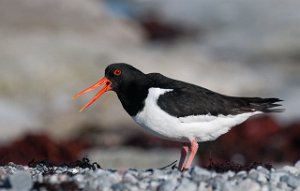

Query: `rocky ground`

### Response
(0, 159, 300, 191)
(1, 116, 299, 168)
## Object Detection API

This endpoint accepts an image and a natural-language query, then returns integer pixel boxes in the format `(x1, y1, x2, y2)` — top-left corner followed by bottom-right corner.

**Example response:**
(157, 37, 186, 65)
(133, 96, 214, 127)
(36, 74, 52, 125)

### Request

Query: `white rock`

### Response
(176, 178, 197, 191)
(49, 175, 58, 183)
(257, 173, 268, 184)
(190, 166, 211, 181)
(158, 179, 178, 191)
(9, 171, 33, 191)
(235, 178, 261, 191)
(123, 172, 138, 183)
(282, 165, 299, 175)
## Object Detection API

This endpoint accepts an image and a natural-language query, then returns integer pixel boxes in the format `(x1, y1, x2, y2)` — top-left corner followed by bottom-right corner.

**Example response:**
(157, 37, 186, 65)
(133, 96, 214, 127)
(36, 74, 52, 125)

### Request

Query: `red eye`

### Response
(114, 69, 122, 76)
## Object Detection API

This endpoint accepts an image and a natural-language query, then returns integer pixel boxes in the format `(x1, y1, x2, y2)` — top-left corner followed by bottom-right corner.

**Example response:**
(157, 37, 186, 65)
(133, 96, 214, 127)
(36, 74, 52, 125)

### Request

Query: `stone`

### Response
(198, 182, 213, 191)
(271, 170, 287, 183)
(49, 175, 58, 184)
(286, 174, 300, 188)
(224, 170, 235, 179)
(211, 177, 225, 191)
(9, 171, 33, 191)
(158, 179, 178, 191)
(123, 172, 138, 183)
(149, 180, 160, 190)
(235, 178, 261, 191)
(176, 178, 197, 191)
(137, 181, 149, 190)
(257, 173, 268, 184)
(256, 166, 270, 175)
(190, 166, 211, 181)
(277, 182, 292, 191)
(248, 169, 259, 180)
(282, 166, 299, 175)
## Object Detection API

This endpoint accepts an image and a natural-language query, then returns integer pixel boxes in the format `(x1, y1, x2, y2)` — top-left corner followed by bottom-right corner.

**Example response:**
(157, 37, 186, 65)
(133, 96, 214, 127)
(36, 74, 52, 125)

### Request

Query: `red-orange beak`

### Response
(73, 77, 112, 112)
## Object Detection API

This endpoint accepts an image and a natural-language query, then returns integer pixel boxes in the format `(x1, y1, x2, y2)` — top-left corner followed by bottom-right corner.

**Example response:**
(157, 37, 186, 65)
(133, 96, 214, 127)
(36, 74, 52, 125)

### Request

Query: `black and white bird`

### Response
(73, 63, 283, 171)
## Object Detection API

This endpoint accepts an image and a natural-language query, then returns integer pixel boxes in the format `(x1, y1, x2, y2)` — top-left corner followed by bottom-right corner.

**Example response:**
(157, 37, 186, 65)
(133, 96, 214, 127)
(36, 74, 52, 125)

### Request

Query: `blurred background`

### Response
(0, 0, 299, 169)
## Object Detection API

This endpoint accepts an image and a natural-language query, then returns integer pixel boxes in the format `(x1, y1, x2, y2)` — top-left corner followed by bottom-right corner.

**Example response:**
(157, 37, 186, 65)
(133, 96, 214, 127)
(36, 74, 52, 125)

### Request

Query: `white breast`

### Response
(132, 87, 261, 142)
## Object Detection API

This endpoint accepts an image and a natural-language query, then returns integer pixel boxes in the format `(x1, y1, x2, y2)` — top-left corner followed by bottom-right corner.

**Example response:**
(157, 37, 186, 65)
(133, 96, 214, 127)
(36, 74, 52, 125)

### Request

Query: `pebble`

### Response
(235, 178, 261, 191)
(257, 173, 268, 183)
(295, 160, 300, 168)
(123, 172, 138, 183)
(190, 166, 211, 182)
(9, 171, 33, 191)
(49, 175, 58, 184)
(284, 174, 300, 188)
(282, 165, 299, 175)
(248, 169, 259, 180)
(158, 179, 178, 191)
(0, 162, 299, 190)
(176, 178, 197, 191)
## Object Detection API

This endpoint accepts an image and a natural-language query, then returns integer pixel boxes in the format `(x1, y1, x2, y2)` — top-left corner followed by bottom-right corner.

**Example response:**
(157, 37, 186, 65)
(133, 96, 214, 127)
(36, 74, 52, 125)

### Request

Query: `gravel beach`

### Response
(0, 160, 300, 191)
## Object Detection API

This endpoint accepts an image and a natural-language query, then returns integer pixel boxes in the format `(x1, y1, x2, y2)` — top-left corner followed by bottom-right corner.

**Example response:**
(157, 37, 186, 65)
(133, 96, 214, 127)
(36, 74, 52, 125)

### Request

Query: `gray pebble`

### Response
(256, 166, 270, 175)
(1, 161, 300, 191)
(176, 178, 197, 191)
(222, 182, 235, 191)
(49, 175, 58, 184)
(235, 171, 248, 184)
(137, 181, 149, 190)
(190, 166, 211, 182)
(123, 172, 138, 183)
(282, 165, 299, 175)
(149, 180, 161, 190)
(211, 177, 225, 191)
(235, 178, 261, 191)
(285, 174, 300, 188)
(236, 170, 247, 178)
(158, 179, 178, 191)
(74, 173, 84, 182)
(112, 182, 139, 191)
(257, 173, 268, 184)
(9, 171, 33, 191)
(271, 170, 287, 182)
(32, 174, 43, 183)
(223, 170, 235, 179)
(137, 170, 153, 179)
(198, 182, 213, 191)
(248, 169, 259, 180)
(277, 182, 292, 191)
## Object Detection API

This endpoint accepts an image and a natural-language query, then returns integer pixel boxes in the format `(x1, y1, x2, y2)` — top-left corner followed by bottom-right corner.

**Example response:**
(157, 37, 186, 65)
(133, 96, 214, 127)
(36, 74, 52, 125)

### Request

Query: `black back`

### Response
(148, 73, 283, 117)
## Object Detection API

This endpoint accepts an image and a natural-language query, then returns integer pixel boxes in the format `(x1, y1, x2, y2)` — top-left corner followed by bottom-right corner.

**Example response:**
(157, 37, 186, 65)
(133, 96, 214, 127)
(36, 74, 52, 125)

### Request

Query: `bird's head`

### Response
(73, 63, 146, 112)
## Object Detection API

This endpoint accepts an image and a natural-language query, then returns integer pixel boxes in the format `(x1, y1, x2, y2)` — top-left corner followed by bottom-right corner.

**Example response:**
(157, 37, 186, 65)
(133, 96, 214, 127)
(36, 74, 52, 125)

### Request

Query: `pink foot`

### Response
(183, 139, 199, 170)
(178, 143, 189, 171)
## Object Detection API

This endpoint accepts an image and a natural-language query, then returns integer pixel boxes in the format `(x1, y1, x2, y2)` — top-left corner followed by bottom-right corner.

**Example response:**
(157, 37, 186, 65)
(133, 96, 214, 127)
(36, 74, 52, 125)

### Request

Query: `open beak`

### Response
(73, 77, 112, 112)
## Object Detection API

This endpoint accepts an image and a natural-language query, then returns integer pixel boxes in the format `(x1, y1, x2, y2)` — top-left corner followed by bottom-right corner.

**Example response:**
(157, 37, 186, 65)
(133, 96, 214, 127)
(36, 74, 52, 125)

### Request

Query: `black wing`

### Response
(147, 73, 283, 117)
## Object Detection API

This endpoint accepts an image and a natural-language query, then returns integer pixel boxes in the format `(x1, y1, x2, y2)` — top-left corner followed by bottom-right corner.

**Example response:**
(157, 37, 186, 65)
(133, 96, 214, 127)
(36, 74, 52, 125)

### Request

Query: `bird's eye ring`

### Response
(114, 69, 122, 76)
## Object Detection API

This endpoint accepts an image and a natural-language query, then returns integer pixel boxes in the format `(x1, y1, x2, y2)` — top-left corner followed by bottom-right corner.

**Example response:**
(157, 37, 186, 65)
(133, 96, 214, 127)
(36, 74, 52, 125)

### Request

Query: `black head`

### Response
(73, 63, 150, 113)
(104, 63, 147, 92)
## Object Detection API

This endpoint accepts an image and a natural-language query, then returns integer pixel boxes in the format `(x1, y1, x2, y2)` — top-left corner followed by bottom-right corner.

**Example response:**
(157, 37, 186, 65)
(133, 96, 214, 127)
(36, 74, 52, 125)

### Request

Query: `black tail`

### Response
(247, 97, 284, 113)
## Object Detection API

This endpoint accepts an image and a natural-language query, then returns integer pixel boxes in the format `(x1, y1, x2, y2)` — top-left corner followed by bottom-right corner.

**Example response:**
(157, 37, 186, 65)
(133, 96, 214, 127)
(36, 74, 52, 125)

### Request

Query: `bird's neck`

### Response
(116, 81, 150, 116)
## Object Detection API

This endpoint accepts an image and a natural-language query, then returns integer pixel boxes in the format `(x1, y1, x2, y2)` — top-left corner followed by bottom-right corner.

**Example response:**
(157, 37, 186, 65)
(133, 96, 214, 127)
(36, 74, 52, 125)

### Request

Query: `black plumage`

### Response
(148, 73, 283, 117)
(103, 64, 283, 118)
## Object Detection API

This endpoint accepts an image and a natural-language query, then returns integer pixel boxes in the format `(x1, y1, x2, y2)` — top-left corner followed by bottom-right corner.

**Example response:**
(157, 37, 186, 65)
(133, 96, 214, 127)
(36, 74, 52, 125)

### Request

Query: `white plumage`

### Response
(133, 88, 261, 142)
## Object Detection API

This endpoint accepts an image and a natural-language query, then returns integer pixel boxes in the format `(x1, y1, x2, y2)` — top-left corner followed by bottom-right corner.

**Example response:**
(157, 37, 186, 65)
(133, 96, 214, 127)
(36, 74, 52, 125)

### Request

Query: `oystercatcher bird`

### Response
(73, 63, 283, 171)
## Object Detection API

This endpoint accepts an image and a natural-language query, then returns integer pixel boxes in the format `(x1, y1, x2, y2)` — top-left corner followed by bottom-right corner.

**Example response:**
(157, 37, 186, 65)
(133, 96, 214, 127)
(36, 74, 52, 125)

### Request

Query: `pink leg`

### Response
(178, 143, 189, 171)
(183, 139, 199, 170)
